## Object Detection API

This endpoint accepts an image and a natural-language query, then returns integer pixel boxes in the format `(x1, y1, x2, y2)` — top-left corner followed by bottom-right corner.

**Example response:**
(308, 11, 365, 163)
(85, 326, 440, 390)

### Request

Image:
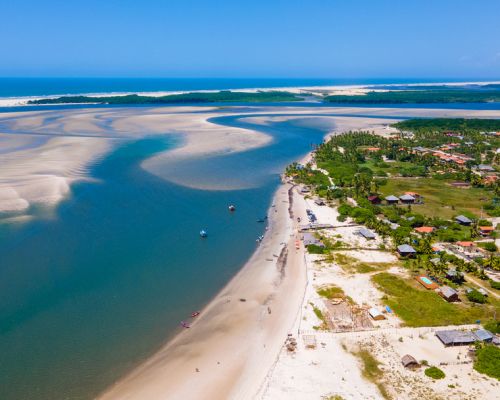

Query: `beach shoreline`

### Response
(98, 180, 308, 400)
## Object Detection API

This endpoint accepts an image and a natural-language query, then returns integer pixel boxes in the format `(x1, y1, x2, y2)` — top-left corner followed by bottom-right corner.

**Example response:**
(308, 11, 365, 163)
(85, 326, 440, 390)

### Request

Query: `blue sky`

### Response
(1, 0, 499, 78)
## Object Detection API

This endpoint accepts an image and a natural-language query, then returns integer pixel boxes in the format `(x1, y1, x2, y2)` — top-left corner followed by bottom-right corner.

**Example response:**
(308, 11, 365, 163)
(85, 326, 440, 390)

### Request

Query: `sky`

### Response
(1, 0, 499, 79)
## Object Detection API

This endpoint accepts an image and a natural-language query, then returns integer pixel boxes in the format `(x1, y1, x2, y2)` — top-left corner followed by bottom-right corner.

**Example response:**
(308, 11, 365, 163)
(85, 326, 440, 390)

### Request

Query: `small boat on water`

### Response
(200, 230, 208, 238)
(191, 311, 200, 318)
(228, 205, 236, 212)
(180, 321, 190, 329)
(257, 218, 265, 223)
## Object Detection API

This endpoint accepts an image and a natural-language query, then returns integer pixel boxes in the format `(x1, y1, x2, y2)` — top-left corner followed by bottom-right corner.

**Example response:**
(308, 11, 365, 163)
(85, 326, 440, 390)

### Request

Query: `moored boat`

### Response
(200, 230, 208, 238)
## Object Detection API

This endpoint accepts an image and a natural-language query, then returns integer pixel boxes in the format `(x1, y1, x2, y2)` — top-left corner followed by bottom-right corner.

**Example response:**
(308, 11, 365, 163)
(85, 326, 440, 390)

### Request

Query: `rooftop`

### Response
(397, 244, 416, 253)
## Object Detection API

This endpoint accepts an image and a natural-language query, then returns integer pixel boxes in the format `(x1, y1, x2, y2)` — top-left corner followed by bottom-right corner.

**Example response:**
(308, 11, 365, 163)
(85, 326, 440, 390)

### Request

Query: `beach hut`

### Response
(367, 195, 381, 205)
(399, 194, 415, 204)
(401, 354, 419, 369)
(302, 232, 324, 248)
(455, 215, 472, 226)
(397, 244, 416, 258)
(385, 195, 399, 205)
(358, 228, 376, 240)
(437, 286, 459, 302)
(435, 330, 477, 346)
(368, 308, 385, 321)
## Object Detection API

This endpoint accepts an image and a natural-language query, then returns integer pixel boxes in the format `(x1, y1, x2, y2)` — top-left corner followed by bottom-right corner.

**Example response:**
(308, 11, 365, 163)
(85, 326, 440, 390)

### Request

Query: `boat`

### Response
(257, 218, 265, 223)
(200, 230, 208, 238)
(228, 205, 236, 212)
(191, 311, 200, 318)
(180, 321, 190, 329)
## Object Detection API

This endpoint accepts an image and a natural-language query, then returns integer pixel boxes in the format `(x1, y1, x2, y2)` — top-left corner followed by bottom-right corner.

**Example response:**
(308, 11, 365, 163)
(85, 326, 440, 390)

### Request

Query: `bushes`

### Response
(306, 244, 326, 254)
(491, 280, 500, 290)
(483, 320, 500, 334)
(474, 345, 500, 380)
(424, 366, 445, 379)
(467, 289, 487, 304)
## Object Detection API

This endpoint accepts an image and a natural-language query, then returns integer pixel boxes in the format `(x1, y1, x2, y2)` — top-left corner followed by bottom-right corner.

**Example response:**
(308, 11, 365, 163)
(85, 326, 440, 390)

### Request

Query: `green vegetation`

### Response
(310, 303, 329, 331)
(483, 320, 500, 334)
(479, 242, 498, 252)
(317, 285, 345, 299)
(324, 90, 500, 104)
(28, 90, 302, 105)
(379, 177, 492, 219)
(394, 118, 500, 132)
(466, 289, 487, 304)
(372, 273, 498, 327)
(306, 244, 327, 254)
(353, 349, 390, 399)
(474, 345, 500, 380)
(424, 366, 446, 379)
(491, 280, 500, 290)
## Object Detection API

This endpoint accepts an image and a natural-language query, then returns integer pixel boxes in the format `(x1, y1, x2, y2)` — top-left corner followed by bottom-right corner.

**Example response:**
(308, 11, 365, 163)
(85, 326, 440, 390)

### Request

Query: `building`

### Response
(368, 308, 385, 320)
(446, 269, 464, 283)
(477, 164, 495, 173)
(435, 330, 477, 346)
(405, 191, 420, 198)
(437, 286, 459, 302)
(455, 215, 472, 226)
(358, 228, 376, 240)
(397, 244, 416, 257)
(314, 198, 325, 206)
(479, 226, 495, 236)
(367, 195, 381, 204)
(399, 194, 416, 204)
(401, 354, 419, 369)
(302, 232, 324, 248)
(385, 195, 399, 205)
(474, 329, 494, 343)
(414, 226, 434, 234)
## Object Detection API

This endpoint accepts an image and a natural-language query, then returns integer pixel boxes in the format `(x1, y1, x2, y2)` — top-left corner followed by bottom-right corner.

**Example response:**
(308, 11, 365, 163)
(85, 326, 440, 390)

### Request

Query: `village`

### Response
(260, 119, 500, 400)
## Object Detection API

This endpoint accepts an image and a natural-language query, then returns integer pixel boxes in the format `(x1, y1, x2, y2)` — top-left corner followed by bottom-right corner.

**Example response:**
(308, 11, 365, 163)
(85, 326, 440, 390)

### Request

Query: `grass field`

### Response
(378, 177, 492, 219)
(372, 273, 499, 327)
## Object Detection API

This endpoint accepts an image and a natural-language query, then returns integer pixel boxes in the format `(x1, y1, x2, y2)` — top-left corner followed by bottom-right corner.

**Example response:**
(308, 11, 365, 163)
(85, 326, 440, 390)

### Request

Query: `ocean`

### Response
(0, 77, 478, 98)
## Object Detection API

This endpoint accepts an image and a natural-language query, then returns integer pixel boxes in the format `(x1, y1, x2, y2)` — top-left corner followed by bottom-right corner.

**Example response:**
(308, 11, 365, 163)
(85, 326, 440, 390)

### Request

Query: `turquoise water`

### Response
(421, 277, 433, 285)
(0, 115, 328, 400)
(0, 77, 469, 97)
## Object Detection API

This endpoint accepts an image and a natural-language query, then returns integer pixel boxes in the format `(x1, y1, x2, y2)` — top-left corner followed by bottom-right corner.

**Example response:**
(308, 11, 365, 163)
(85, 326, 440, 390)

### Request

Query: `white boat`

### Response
(200, 230, 208, 238)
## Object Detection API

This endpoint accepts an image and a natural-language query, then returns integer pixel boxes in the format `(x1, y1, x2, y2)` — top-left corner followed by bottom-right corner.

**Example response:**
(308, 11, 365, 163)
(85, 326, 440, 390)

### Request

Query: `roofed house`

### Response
(414, 226, 434, 234)
(446, 269, 464, 283)
(435, 330, 477, 346)
(404, 191, 420, 199)
(479, 226, 495, 236)
(474, 329, 494, 343)
(397, 244, 416, 257)
(399, 194, 415, 204)
(437, 285, 459, 302)
(314, 198, 325, 206)
(455, 215, 472, 226)
(368, 308, 385, 320)
(401, 354, 419, 369)
(302, 232, 324, 248)
(358, 228, 376, 240)
(385, 195, 399, 205)
(367, 195, 381, 204)
(477, 164, 495, 173)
